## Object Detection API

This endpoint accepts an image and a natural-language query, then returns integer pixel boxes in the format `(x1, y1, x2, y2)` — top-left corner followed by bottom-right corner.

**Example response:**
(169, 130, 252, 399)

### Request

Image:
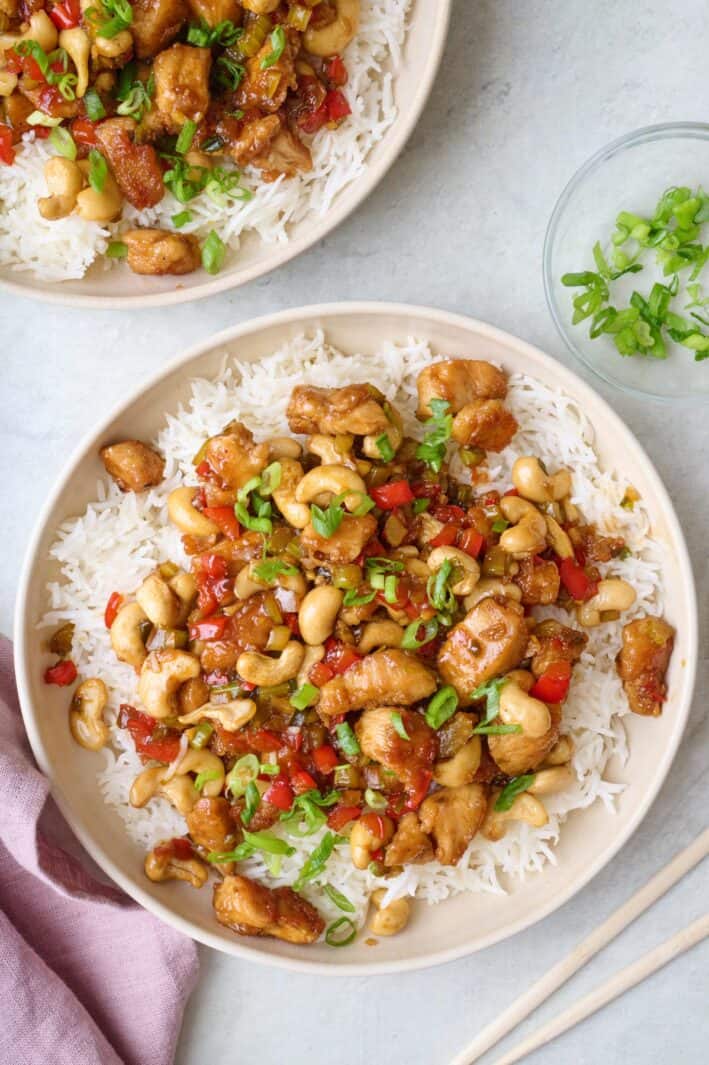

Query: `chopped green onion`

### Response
(427, 560, 456, 613)
(416, 398, 452, 473)
(252, 558, 298, 584)
(375, 434, 395, 461)
(471, 676, 506, 725)
(390, 711, 409, 740)
(290, 683, 319, 710)
(202, 229, 226, 274)
(172, 209, 193, 228)
(491, 518, 509, 533)
(83, 88, 106, 122)
(176, 119, 197, 155)
(190, 721, 213, 749)
(425, 685, 459, 729)
(365, 556, 405, 574)
(106, 241, 128, 259)
(413, 497, 431, 514)
(323, 883, 355, 912)
(49, 125, 76, 159)
(364, 788, 387, 811)
(473, 722, 522, 735)
(225, 753, 260, 797)
(187, 17, 241, 46)
(401, 617, 438, 651)
(310, 501, 344, 539)
(342, 587, 377, 607)
(240, 779, 261, 825)
(87, 0, 134, 38)
(325, 916, 357, 947)
(495, 774, 536, 811)
(260, 25, 286, 68)
(215, 54, 245, 90)
(293, 830, 337, 891)
(383, 574, 399, 604)
(260, 462, 282, 495)
(242, 829, 296, 856)
(27, 111, 63, 127)
(335, 721, 360, 757)
(194, 768, 221, 791)
(88, 149, 107, 193)
(235, 501, 272, 535)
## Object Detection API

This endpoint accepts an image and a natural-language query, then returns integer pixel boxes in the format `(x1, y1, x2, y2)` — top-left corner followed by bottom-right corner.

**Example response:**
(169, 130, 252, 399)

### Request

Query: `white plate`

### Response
(14, 303, 697, 973)
(0, 2, 450, 308)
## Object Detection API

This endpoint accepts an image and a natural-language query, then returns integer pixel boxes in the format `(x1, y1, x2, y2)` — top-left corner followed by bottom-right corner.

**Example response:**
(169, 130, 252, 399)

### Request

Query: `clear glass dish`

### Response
(544, 122, 709, 402)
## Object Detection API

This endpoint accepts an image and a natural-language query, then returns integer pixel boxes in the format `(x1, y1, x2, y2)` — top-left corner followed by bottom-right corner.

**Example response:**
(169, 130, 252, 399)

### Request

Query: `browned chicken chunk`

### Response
(203, 423, 269, 491)
(235, 29, 298, 113)
(417, 360, 508, 418)
(153, 44, 212, 127)
(300, 514, 378, 565)
(529, 619, 588, 678)
(186, 797, 238, 853)
(200, 593, 274, 673)
(2, 93, 34, 143)
(354, 706, 437, 788)
(252, 126, 312, 181)
(187, 0, 241, 25)
(616, 615, 674, 716)
(287, 384, 390, 437)
(569, 524, 626, 563)
(488, 703, 562, 776)
(438, 597, 529, 705)
(384, 812, 434, 867)
(418, 784, 488, 865)
(514, 557, 561, 606)
(131, 0, 189, 59)
(318, 650, 437, 718)
(95, 118, 165, 209)
(123, 229, 202, 276)
(451, 400, 518, 452)
(100, 440, 165, 492)
(227, 113, 283, 167)
(213, 874, 324, 943)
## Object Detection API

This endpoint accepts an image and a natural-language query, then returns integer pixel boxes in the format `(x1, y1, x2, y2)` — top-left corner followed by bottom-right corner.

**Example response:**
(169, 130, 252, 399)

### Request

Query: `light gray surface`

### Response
(1, 1, 707, 1063)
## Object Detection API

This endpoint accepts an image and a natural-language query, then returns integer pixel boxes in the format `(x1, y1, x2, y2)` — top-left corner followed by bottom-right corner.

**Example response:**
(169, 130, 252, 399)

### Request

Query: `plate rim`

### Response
(13, 301, 698, 974)
(0, 2, 452, 309)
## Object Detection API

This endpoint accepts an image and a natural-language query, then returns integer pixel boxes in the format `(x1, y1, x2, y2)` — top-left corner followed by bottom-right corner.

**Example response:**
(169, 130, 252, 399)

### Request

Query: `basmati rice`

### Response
(40, 333, 666, 932)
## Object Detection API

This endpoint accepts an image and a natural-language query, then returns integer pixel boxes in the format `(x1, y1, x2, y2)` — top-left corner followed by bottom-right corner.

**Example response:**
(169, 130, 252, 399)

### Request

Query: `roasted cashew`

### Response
(136, 571, 184, 628)
(110, 601, 149, 670)
(75, 165, 122, 222)
(463, 578, 522, 610)
(498, 681, 551, 738)
(369, 890, 410, 936)
(297, 643, 325, 686)
(307, 434, 358, 470)
(38, 157, 85, 221)
(545, 514, 573, 558)
(130, 767, 198, 815)
(178, 698, 257, 732)
(356, 619, 404, 654)
(298, 585, 343, 645)
(93, 29, 132, 59)
(268, 436, 302, 460)
(577, 578, 636, 626)
(433, 737, 482, 787)
(235, 559, 306, 600)
(349, 814, 394, 869)
(295, 464, 367, 511)
(499, 497, 547, 557)
(0, 11, 58, 53)
(362, 406, 404, 461)
(69, 678, 109, 751)
(512, 456, 572, 504)
(236, 641, 305, 687)
(428, 546, 481, 596)
(304, 0, 360, 56)
(543, 735, 575, 766)
(144, 842, 208, 888)
(59, 27, 90, 98)
(272, 459, 310, 529)
(167, 486, 220, 536)
(481, 792, 548, 841)
(137, 649, 201, 719)
(527, 766, 574, 796)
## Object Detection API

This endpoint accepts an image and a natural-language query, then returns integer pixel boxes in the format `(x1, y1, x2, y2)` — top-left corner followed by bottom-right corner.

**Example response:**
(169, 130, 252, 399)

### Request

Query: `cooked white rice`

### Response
(0, 0, 410, 281)
(40, 333, 665, 930)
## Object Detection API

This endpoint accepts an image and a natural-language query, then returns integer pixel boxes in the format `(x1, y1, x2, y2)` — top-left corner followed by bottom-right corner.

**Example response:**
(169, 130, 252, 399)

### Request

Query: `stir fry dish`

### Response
(0, 0, 359, 275)
(45, 358, 676, 947)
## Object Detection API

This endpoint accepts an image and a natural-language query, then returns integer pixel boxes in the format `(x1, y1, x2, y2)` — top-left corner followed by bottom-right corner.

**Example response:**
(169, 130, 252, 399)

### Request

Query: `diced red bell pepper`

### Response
(33, 124, 52, 140)
(309, 661, 334, 687)
(202, 506, 241, 541)
(248, 729, 282, 754)
(360, 811, 387, 839)
(44, 659, 77, 686)
(104, 591, 123, 629)
(405, 770, 432, 811)
(325, 89, 351, 124)
(189, 615, 229, 641)
(264, 777, 294, 811)
(155, 837, 194, 861)
(433, 504, 466, 524)
(323, 637, 362, 675)
(370, 480, 415, 510)
(530, 660, 572, 703)
(429, 524, 459, 548)
(122, 706, 181, 764)
(195, 553, 231, 616)
(559, 557, 598, 602)
(503, 487, 519, 497)
(283, 726, 303, 751)
(71, 117, 99, 148)
(195, 460, 213, 479)
(283, 612, 300, 636)
(327, 804, 362, 831)
(325, 55, 348, 87)
(312, 744, 339, 774)
(0, 124, 16, 166)
(457, 527, 485, 558)
(290, 768, 317, 794)
(49, 0, 81, 29)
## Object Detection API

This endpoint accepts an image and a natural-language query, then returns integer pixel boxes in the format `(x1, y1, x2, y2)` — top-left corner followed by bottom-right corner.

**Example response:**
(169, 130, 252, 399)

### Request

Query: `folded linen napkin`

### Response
(0, 637, 199, 1065)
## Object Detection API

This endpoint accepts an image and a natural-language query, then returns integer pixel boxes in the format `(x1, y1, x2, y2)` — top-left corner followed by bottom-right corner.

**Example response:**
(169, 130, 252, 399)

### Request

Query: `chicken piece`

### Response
(300, 514, 378, 565)
(529, 619, 588, 678)
(193, 530, 265, 576)
(95, 118, 164, 209)
(616, 615, 674, 717)
(437, 711, 475, 759)
(417, 360, 508, 419)
(437, 597, 528, 706)
(227, 112, 282, 167)
(287, 384, 390, 437)
(19, 79, 78, 119)
(514, 557, 561, 606)
(488, 703, 562, 776)
(3, 92, 35, 142)
(0, 0, 19, 17)
(203, 423, 269, 491)
(235, 28, 298, 114)
(153, 44, 212, 128)
(451, 399, 518, 452)
(354, 706, 437, 789)
(186, 797, 239, 853)
(318, 650, 437, 718)
(122, 228, 202, 276)
(230, 796, 281, 831)
(100, 440, 164, 492)
(131, 0, 189, 59)
(213, 874, 324, 943)
(384, 812, 434, 867)
(200, 593, 274, 673)
(418, 784, 488, 865)
(252, 126, 312, 181)
(569, 523, 626, 563)
(186, 0, 241, 25)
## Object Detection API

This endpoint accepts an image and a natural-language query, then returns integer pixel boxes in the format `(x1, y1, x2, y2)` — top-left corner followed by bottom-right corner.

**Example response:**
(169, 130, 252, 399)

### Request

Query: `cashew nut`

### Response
(272, 459, 310, 529)
(298, 585, 343, 645)
(543, 735, 574, 766)
(178, 698, 257, 732)
(482, 792, 548, 840)
(428, 546, 481, 596)
(235, 559, 306, 601)
(38, 157, 85, 221)
(545, 514, 573, 559)
(349, 814, 394, 869)
(167, 486, 220, 536)
(463, 578, 523, 610)
(69, 677, 109, 751)
(136, 571, 184, 628)
(356, 619, 404, 654)
(130, 766, 198, 815)
(577, 578, 636, 626)
(297, 643, 325, 686)
(498, 682, 551, 738)
(110, 600, 149, 670)
(308, 434, 357, 469)
(0, 11, 58, 53)
(499, 497, 547, 557)
(268, 436, 302, 460)
(59, 27, 90, 98)
(295, 464, 367, 511)
(137, 649, 201, 719)
(304, 0, 360, 56)
(241, 0, 280, 12)
(433, 737, 482, 787)
(174, 748, 225, 796)
(93, 29, 133, 59)
(236, 641, 305, 687)
(362, 407, 404, 461)
(144, 842, 208, 888)
(0, 71, 18, 96)
(369, 890, 411, 936)
(527, 765, 574, 796)
(75, 164, 122, 222)
(512, 456, 572, 504)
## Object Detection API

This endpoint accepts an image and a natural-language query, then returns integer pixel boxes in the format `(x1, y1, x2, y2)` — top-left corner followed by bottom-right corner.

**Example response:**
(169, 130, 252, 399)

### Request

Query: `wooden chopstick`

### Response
(490, 913, 709, 1065)
(449, 828, 709, 1065)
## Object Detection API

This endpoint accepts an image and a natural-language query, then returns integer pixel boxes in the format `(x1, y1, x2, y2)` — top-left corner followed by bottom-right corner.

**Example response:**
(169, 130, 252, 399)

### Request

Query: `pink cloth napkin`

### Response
(0, 637, 199, 1065)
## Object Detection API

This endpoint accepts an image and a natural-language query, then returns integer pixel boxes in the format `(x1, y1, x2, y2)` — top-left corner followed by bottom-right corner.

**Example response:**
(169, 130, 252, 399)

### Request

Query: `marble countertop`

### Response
(2, 1, 707, 1062)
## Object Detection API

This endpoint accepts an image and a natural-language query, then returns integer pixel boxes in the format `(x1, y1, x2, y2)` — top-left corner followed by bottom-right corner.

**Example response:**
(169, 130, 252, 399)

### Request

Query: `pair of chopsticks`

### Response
(450, 828, 709, 1065)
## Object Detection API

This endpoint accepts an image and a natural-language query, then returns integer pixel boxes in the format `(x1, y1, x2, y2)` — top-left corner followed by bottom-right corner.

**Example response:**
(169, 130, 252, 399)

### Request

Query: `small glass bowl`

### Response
(544, 122, 709, 402)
